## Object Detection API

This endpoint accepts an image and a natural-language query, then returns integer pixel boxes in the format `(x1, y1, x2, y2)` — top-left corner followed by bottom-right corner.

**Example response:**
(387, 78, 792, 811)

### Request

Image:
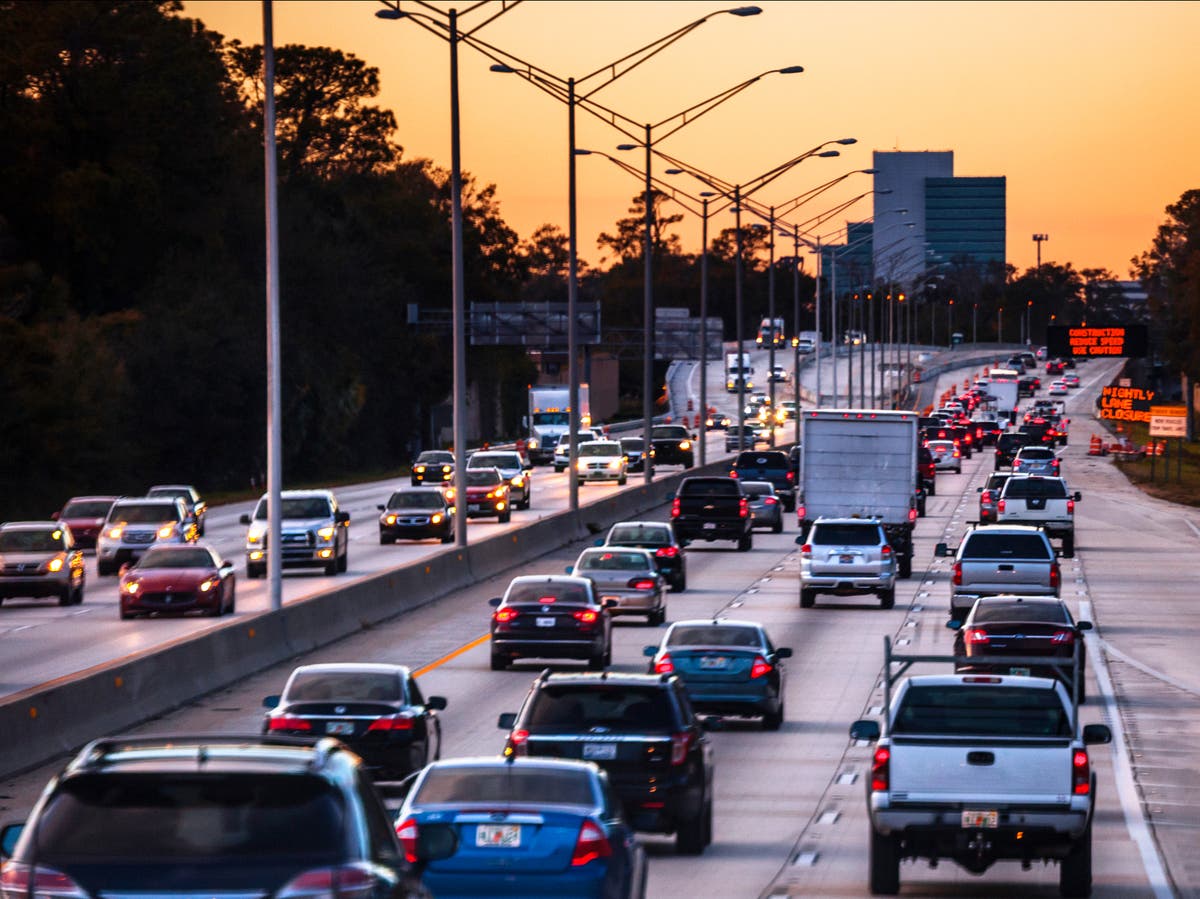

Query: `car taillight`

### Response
(738, 497, 749, 519)
(267, 715, 312, 732)
(797, 504, 806, 521)
(1072, 749, 1091, 795)
(493, 608, 519, 623)
(763, 497, 778, 506)
(953, 449, 961, 458)
(571, 820, 612, 867)
(573, 609, 599, 623)
(1067, 499, 1074, 515)
(1050, 630, 1075, 644)
(655, 546, 679, 558)
(729, 469, 738, 478)
(367, 715, 414, 732)
(671, 498, 681, 519)
(629, 578, 657, 590)
(981, 490, 992, 504)
(750, 655, 772, 679)
(277, 865, 377, 899)
(670, 730, 695, 766)
(395, 817, 420, 863)
(881, 544, 892, 556)
(0, 863, 88, 899)
(1013, 459, 1021, 468)
(786, 471, 795, 482)
(1050, 562, 1061, 589)
(908, 506, 918, 522)
(997, 499, 1006, 512)
(952, 562, 962, 586)
(871, 747, 890, 791)
(654, 652, 674, 674)
(964, 627, 990, 645)
(800, 543, 812, 558)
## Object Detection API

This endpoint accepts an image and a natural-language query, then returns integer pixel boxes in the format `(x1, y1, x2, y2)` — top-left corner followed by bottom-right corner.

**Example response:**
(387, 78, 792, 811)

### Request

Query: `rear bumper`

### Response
(593, 591, 662, 615)
(490, 636, 604, 661)
(871, 803, 1092, 856)
(674, 520, 749, 541)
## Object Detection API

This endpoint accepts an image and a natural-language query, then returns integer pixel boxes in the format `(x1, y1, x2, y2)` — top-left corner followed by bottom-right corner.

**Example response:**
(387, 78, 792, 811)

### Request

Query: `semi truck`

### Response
(797, 409, 919, 577)
(725, 352, 754, 393)
(525, 384, 589, 465)
(984, 368, 1021, 423)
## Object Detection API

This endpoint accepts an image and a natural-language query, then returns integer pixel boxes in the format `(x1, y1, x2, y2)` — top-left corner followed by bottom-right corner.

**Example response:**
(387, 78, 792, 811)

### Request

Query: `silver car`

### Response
(740, 480, 784, 533)
(467, 450, 532, 509)
(570, 546, 666, 625)
(926, 438, 962, 473)
(0, 521, 86, 606)
(239, 489, 350, 578)
(798, 517, 897, 609)
(96, 497, 197, 576)
(1012, 445, 1060, 477)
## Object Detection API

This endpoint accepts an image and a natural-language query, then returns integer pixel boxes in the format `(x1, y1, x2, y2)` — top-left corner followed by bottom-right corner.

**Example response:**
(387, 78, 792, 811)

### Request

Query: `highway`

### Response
(2, 348, 1194, 896)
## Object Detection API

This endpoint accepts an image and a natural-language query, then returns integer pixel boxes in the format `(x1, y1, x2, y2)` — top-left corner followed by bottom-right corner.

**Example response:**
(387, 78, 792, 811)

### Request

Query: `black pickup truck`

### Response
(670, 476, 753, 551)
(729, 450, 795, 511)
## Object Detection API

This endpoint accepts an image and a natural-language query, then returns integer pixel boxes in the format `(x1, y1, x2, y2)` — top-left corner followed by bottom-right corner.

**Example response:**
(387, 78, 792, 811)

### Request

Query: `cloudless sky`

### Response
(185, 0, 1199, 277)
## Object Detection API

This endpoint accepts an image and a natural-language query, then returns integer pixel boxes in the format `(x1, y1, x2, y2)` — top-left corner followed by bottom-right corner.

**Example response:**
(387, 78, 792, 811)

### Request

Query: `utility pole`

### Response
(1032, 233, 1049, 268)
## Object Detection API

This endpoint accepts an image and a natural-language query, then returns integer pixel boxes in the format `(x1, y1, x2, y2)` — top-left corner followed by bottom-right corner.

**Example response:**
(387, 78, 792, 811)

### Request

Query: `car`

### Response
(118, 543, 235, 618)
(497, 670, 715, 854)
(779, 400, 798, 421)
(916, 444, 936, 509)
(240, 489, 350, 578)
(704, 410, 732, 430)
(971, 417, 1005, 446)
(925, 438, 961, 473)
(1018, 373, 1041, 397)
(96, 496, 198, 576)
(740, 480, 784, 533)
(643, 618, 791, 729)
(769, 364, 790, 383)
(50, 495, 117, 550)
(467, 449, 532, 508)
(377, 487, 455, 544)
(569, 546, 666, 625)
(1045, 358, 1066, 374)
(411, 449, 455, 486)
(1063, 372, 1081, 388)
(262, 662, 446, 781)
(944, 524, 1061, 619)
(488, 575, 615, 670)
(601, 520, 687, 592)
(0, 734, 440, 899)
(725, 424, 762, 452)
(447, 467, 512, 523)
(619, 436, 654, 473)
(146, 484, 207, 536)
(994, 431, 1031, 469)
(1012, 445, 1061, 476)
(977, 471, 1014, 524)
(730, 449, 795, 511)
(0, 521, 85, 606)
(574, 439, 628, 486)
(650, 424, 695, 468)
(1048, 379, 1069, 396)
(553, 430, 602, 472)
(395, 757, 647, 899)
(1018, 419, 1058, 446)
(948, 595, 1092, 701)
(798, 517, 897, 609)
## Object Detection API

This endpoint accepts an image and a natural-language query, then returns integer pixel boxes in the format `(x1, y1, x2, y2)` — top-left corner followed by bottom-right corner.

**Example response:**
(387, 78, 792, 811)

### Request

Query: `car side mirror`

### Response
(594, 538, 604, 546)
(849, 719, 881, 742)
(50, 511, 60, 521)
(776, 647, 793, 659)
(239, 514, 251, 526)
(975, 486, 983, 493)
(263, 695, 281, 708)
(794, 536, 805, 546)
(946, 619, 962, 631)
(1, 823, 24, 860)
(497, 712, 517, 730)
(376, 504, 385, 511)
(426, 696, 448, 711)
(603, 598, 619, 609)
(934, 542, 950, 557)
(488, 597, 502, 608)
(700, 715, 723, 731)
(336, 511, 351, 524)
(1082, 723, 1112, 745)
(643, 645, 658, 657)
(220, 561, 234, 571)
(1077, 620, 1093, 631)
(565, 565, 574, 575)
(1073, 492, 1081, 501)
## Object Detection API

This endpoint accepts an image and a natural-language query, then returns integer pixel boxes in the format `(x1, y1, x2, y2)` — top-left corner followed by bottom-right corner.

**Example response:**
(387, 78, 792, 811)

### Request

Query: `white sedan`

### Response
(575, 440, 628, 485)
(1048, 379, 1069, 396)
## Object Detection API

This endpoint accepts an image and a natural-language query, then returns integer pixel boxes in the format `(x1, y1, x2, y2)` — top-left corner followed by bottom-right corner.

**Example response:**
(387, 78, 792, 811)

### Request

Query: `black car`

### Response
(410, 450, 455, 486)
(729, 450, 796, 511)
(971, 417, 1005, 446)
(263, 663, 446, 781)
(0, 734, 446, 898)
(488, 575, 615, 670)
(619, 436, 654, 473)
(1018, 373, 1041, 397)
(650, 424, 695, 468)
(377, 487, 455, 544)
(977, 471, 1014, 523)
(994, 432, 1031, 469)
(603, 519, 688, 591)
(498, 670, 716, 854)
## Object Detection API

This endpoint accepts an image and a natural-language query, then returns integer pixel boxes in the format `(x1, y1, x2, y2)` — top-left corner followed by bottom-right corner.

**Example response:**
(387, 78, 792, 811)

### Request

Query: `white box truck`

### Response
(525, 384, 589, 465)
(725, 352, 754, 393)
(796, 409, 919, 577)
(985, 367, 1020, 423)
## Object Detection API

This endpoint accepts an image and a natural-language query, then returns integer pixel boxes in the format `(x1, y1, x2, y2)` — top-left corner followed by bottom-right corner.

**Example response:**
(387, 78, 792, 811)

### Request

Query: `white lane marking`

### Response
(1080, 599, 1175, 899)
(792, 851, 819, 867)
(1098, 638, 1200, 699)
(836, 772, 858, 785)
(1185, 518, 1200, 541)
(818, 810, 840, 825)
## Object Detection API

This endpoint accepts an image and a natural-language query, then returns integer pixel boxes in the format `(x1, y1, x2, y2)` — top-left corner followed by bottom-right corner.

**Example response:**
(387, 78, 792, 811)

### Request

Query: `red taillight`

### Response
(507, 728, 530, 758)
(367, 715, 414, 732)
(871, 747, 890, 791)
(786, 471, 795, 482)
(964, 627, 990, 645)
(952, 562, 963, 586)
(881, 544, 892, 556)
(738, 497, 749, 519)
(981, 489, 992, 503)
(267, 716, 312, 732)
(750, 655, 772, 679)
(573, 609, 599, 623)
(395, 817, 420, 864)
(655, 546, 679, 558)
(494, 607, 519, 623)
(1050, 630, 1075, 644)
(571, 820, 612, 867)
(729, 470, 738, 478)
(953, 449, 961, 458)
(1072, 749, 1091, 795)
(654, 653, 674, 674)
(908, 506, 918, 522)
(670, 731, 695, 766)
(763, 497, 778, 506)
(1066, 499, 1074, 515)
(1050, 562, 1061, 589)
(278, 865, 376, 899)
(0, 864, 87, 899)
(800, 543, 812, 558)
(997, 499, 1006, 513)
(797, 504, 806, 521)
(670, 498, 681, 519)
(1013, 459, 1021, 468)
(629, 578, 657, 590)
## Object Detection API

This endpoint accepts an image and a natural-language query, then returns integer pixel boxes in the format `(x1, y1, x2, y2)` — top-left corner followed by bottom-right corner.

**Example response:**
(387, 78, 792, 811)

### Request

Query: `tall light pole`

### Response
(262, 0, 282, 609)
(1033, 232, 1049, 268)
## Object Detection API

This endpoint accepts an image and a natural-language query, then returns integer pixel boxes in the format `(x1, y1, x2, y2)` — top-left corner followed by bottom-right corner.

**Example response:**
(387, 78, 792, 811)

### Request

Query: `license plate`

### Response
(962, 810, 998, 828)
(703, 522, 716, 529)
(468, 504, 481, 512)
(1009, 666, 1030, 676)
(582, 742, 617, 760)
(476, 823, 521, 848)
(699, 656, 729, 669)
(536, 617, 556, 627)
(839, 554, 855, 563)
(325, 721, 354, 736)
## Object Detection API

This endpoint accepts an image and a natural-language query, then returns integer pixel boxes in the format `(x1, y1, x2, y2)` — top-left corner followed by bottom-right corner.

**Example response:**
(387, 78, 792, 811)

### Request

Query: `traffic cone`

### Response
(1088, 434, 1103, 456)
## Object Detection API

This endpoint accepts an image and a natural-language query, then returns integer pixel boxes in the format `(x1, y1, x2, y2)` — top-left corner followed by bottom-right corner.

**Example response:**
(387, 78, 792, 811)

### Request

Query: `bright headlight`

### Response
(317, 526, 335, 540)
(247, 531, 262, 544)
(576, 460, 588, 471)
(431, 513, 444, 524)
(123, 581, 140, 595)
(511, 476, 525, 487)
(385, 514, 398, 525)
(679, 440, 691, 450)
(199, 578, 217, 593)
(107, 526, 124, 539)
(157, 524, 176, 539)
(608, 459, 622, 469)
(414, 465, 426, 474)
(528, 439, 539, 449)
(47, 557, 65, 573)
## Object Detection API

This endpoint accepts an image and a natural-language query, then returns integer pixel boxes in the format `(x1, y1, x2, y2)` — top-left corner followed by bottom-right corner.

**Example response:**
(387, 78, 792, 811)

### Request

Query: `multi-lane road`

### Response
(2, 349, 1197, 897)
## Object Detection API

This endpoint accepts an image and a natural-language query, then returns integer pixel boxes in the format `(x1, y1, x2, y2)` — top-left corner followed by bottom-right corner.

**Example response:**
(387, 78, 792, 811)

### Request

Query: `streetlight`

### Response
(1033, 232, 1049, 268)
(262, 1, 283, 609)
(1025, 299, 1033, 347)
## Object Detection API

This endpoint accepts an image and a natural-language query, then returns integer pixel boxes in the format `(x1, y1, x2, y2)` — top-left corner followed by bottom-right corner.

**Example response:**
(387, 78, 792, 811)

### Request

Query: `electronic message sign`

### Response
(1045, 324, 1147, 358)
(1098, 385, 1156, 422)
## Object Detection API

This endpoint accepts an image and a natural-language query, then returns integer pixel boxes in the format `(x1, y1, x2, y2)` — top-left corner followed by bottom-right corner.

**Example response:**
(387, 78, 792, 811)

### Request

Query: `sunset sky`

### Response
(185, 0, 1200, 277)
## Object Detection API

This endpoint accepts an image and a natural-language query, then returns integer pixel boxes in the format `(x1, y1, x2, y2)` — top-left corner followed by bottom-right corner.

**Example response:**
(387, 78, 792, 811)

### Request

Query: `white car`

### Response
(574, 440, 628, 485)
(552, 430, 601, 472)
(1048, 379, 1069, 396)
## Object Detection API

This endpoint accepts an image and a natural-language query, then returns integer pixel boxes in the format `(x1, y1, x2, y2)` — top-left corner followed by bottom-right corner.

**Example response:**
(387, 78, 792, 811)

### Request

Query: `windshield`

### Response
(470, 453, 520, 469)
(465, 469, 502, 486)
(61, 501, 114, 518)
(386, 492, 444, 511)
(254, 497, 333, 521)
(135, 548, 215, 569)
(576, 550, 650, 571)
(148, 487, 191, 503)
(527, 686, 674, 734)
(578, 443, 620, 457)
(0, 529, 64, 553)
(532, 411, 570, 427)
(416, 452, 453, 465)
(651, 427, 688, 439)
(415, 766, 594, 806)
(668, 625, 761, 648)
(620, 439, 644, 452)
(111, 503, 179, 525)
(893, 685, 1071, 737)
(286, 670, 402, 702)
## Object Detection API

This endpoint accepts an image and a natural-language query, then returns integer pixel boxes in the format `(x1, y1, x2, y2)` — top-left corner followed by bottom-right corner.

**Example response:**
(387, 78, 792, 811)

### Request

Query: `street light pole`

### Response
(734, 185, 746, 440)
(642, 125, 654, 485)
(699, 193, 713, 465)
(262, 0, 282, 609)
(566, 77, 580, 510)
(767, 206, 777, 441)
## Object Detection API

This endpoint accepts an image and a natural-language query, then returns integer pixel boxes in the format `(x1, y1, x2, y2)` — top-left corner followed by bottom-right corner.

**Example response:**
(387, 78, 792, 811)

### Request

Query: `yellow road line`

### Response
(413, 633, 491, 678)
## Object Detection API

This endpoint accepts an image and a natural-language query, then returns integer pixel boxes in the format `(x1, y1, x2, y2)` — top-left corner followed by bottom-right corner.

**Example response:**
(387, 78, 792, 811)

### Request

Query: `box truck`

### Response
(525, 384, 589, 464)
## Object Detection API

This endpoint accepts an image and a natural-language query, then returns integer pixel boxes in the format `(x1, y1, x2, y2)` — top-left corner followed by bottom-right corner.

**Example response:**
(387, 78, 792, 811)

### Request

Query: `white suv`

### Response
(240, 489, 350, 578)
(798, 517, 897, 609)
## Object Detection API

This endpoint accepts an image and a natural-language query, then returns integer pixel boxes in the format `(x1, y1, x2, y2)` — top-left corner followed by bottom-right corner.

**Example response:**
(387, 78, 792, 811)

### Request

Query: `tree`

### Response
(596, 191, 683, 265)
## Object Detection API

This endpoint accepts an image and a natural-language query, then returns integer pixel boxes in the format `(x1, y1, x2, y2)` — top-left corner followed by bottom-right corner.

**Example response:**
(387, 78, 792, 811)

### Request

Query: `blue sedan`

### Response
(395, 757, 647, 898)
(644, 618, 791, 730)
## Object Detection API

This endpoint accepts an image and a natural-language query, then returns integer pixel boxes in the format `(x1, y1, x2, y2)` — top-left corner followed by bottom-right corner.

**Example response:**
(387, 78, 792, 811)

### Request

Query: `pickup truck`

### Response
(670, 476, 752, 551)
(850, 637, 1111, 896)
(995, 475, 1080, 557)
(729, 450, 795, 511)
(938, 525, 1060, 619)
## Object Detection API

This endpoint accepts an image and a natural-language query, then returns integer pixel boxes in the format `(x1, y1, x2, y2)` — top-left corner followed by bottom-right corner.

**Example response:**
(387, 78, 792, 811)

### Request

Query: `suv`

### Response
(146, 485, 207, 536)
(467, 449, 532, 509)
(798, 518, 897, 609)
(994, 432, 1030, 469)
(553, 430, 601, 472)
(497, 670, 715, 854)
(1012, 445, 1060, 476)
(0, 521, 86, 606)
(650, 425, 696, 468)
(0, 735, 437, 897)
(96, 497, 197, 576)
(729, 450, 795, 511)
(239, 489, 350, 578)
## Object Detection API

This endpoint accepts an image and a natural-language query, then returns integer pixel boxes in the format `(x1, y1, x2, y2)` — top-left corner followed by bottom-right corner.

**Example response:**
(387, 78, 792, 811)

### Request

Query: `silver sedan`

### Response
(569, 546, 666, 626)
(740, 480, 784, 533)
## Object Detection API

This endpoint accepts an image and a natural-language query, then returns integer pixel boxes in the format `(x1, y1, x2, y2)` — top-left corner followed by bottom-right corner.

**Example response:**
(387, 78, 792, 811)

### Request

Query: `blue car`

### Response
(395, 757, 647, 898)
(644, 618, 791, 730)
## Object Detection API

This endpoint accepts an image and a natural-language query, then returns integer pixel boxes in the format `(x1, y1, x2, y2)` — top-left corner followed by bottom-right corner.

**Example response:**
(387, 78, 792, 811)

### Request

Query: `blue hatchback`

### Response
(395, 757, 646, 898)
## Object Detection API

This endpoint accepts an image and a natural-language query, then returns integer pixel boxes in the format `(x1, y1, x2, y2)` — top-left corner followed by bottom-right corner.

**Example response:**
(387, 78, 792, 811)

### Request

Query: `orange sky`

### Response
(185, 0, 1200, 277)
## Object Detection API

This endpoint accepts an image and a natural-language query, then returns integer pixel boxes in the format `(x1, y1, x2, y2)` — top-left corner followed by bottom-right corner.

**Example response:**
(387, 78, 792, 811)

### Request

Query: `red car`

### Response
(119, 543, 236, 619)
(52, 496, 118, 550)
(445, 467, 512, 523)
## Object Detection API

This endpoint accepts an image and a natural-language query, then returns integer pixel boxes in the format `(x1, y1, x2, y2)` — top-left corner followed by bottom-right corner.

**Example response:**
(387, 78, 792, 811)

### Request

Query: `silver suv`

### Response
(240, 489, 350, 578)
(96, 497, 197, 576)
(552, 430, 600, 472)
(798, 517, 897, 609)
(0, 521, 86, 606)
(467, 450, 532, 509)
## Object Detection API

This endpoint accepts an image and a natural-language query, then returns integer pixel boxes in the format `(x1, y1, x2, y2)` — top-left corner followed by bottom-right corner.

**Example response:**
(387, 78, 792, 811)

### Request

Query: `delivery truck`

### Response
(525, 384, 589, 464)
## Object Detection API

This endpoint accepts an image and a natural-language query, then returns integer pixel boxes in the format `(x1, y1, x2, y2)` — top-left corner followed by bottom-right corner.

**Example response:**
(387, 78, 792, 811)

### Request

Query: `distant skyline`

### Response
(186, 1, 1200, 278)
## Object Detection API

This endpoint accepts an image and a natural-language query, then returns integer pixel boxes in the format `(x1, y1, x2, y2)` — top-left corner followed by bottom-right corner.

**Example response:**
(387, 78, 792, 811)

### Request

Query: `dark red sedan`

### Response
(52, 496, 118, 550)
(119, 544, 236, 619)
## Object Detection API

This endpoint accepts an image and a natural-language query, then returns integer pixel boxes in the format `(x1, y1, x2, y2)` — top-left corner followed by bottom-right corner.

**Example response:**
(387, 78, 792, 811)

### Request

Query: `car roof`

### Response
(965, 524, 1049, 535)
(667, 618, 763, 632)
(148, 484, 197, 492)
(812, 516, 882, 526)
(905, 674, 1061, 689)
(973, 595, 1064, 608)
(421, 756, 601, 774)
(257, 489, 336, 500)
(0, 521, 63, 531)
(542, 671, 671, 686)
(578, 546, 654, 559)
(62, 495, 120, 504)
(289, 662, 410, 677)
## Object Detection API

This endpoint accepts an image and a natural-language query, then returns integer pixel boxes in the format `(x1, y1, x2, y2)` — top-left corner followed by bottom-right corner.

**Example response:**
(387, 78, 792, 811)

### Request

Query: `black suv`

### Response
(994, 432, 1030, 469)
(602, 520, 688, 591)
(498, 671, 715, 855)
(729, 450, 796, 511)
(0, 735, 448, 898)
(650, 425, 696, 468)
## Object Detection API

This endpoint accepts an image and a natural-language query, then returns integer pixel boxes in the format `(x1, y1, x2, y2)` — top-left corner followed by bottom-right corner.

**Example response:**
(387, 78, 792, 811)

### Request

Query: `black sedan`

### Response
(263, 662, 446, 781)
(377, 487, 454, 544)
(650, 424, 695, 468)
(488, 575, 615, 671)
(410, 450, 454, 486)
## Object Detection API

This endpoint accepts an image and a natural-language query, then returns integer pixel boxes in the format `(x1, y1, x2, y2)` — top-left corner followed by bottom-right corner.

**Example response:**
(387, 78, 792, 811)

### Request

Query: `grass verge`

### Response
(1098, 419, 1200, 507)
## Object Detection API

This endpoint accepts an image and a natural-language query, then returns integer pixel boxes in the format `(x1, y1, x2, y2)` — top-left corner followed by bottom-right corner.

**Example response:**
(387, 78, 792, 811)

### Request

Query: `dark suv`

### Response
(994, 432, 1030, 469)
(650, 425, 696, 468)
(0, 735, 444, 898)
(729, 450, 795, 511)
(498, 671, 715, 855)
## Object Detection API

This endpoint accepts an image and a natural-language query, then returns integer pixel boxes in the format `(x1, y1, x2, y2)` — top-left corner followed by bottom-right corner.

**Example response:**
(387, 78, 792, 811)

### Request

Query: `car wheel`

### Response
(928, 481, 936, 496)
(490, 651, 509, 672)
(675, 793, 711, 855)
(762, 699, 784, 731)
(772, 518, 783, 534)
(737, 532, 752, 552)
(917, 499, 926, 517)
(499, 510, 512, 524)
(554, 465, 564, 473)
(227, 585, 236, 615)
(1059, 819, 1092, 898)
(522, 492, 532, 510)
(247, 563, 265, 579)
(800, 588, 816, 608)
(879, 587, 895, 610)
(119, 607, 134, 620)
(898, 555, 912, 579)
(869, 826, 901, 895)
(649, 606, 666, 627)
(673, 572, 687, 593)
(74, 581, 86, 605)
(324, 556, 339, 576)
(204, 598, 222, 617)
(588, 649, 607, 670)
(337, 546, 348, 573)
(1062, 534, 1075, 558)
(440, 532, 454, 544)
(618, 474, 627, 486)
(58, 586, 73, 607)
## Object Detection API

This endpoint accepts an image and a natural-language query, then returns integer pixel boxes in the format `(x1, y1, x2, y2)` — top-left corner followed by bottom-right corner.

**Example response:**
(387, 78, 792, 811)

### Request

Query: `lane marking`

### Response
(1185, 518, 1200, 541)
(1098, 638, 1200, 699)
(412, 633, 490, 678)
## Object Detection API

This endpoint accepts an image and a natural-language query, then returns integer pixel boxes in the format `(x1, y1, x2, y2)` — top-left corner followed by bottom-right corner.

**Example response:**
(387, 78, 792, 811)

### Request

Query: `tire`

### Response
(204, 598, 222, 617)
(1062, 534, 1075, 558)
(800, 588, 816, 609)
(247, 563, 265, 579)
(440, 532, 454, 544)
(324, 556, 339, 576)
(917, 498, 926, 517)
(337, 545, 349, 573)
(119, 607, 134, 620)
(618, 474, 627, 486)
(898, 554, 912, 579)
(554, 465, 564, 473)
(490, 652, 509, 672)
(772, 519, 783, 534)
(737, 532, 752, 552)
(879, 588, 895, 610)
(227, 586, 236, 615)
(521, 492, 532, 510)
(649, 606, 666, 627)
(588, 649, 607, 670)
(58, 586, 73, 607)
(499, 510, 512, 524)
(73, 581, 85, 605)
(868, 827, 901, 895)
(675, 795, 709, 855)
(673, 571, 687, 592)
(928, 481, 936, 496)
(1059, 819, 1092, 897)
(762, 699, 784, 731)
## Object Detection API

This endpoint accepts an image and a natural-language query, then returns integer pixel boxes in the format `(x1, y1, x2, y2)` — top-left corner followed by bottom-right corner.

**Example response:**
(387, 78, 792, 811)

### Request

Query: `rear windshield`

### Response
(961, 533, 1052, 560)
(810, 523, 882, 546)
(386, 492, 444, 511)
(0, 529, 64, 553)
(972, 602, 1069, 624)
(506, 581, 591, 606)
(679, 479, 739, 497)
(286, 671, 402, 703)
(414, 767, 595, 806)
(576, 550, 650, 571)
(667, 625, 761, 648)
(34, 773, 345, 861)
(253, 497, 332, 521)
(528, 686, 674, 734)
(110, 503, 179, 524)
(894, 685, 1071, 737)
(998, 435, 1028, 448)
(148, 488, 191, 502)
(741, 483, 774, 499)
(607, 525, 667, 546)
(735, 452, 787, 467)
(1002, 479, 1067, 499)
(1018, 448, 1054, 460)
(620, 439, 644, 452)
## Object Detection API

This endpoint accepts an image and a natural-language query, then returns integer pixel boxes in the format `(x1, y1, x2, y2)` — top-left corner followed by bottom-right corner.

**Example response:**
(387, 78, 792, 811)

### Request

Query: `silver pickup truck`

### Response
(850, 637, 1111, 896)
(995, 475, 1080, 557)
(939, 525, 1061, 619)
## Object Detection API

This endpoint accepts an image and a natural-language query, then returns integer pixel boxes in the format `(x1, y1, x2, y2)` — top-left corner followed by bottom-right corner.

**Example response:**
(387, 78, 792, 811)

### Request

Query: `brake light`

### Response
(738, 497, 749, 519)
(493, 607, 519, 623)
(629, 578, 657, 590)
(953, 449, 961, 458)
(654, 652, 674, 674)
(871, 747, 890, 791)
(964, 627, 990, 645)
(800, 543, 812, 558)
(797, 504, 806, 521)
(573, 609, 599, 624)
(750, 655, 772, 679)
(981, 489, 992, 503)
(952, 562, 963, 586)
(729, 470, 738, 478)
(1050, 562, 1061, 589)
(1072, 749, 1091, 795)
(278, 864, 377, 899)
(505, 728, 530, 759)
(367, 715, 414, 732)
(395, 817, 420, 863)
(786, 471, 795, 482)
(671, 498, 681, 519)
(997, 499, 1006, 513)
(655, 546, 679, 558)
(0, 863, 88, 899)
(670, 731, 695, 765)
(1066, 499, 1074, 515)
(571, 820, 612, 867)
(1013, 459, 1021, 468)
(908, 506, 918, 522)
(881, 544, 892, 556)
(763, 497, 778, 506)
(267, 716, 312, 732)
(1050, 630, 1075, 644)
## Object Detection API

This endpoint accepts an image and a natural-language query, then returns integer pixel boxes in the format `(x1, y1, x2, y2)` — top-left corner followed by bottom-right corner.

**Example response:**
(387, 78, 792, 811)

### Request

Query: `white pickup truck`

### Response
(995, 475, 1081, 557)
(850, 638, 1111, 897)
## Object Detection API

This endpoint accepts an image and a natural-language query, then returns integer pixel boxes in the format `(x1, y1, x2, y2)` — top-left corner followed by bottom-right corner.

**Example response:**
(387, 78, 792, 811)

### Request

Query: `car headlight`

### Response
(511, 476, 525, 487)
(384, 514, 398, 525)
(441, 465, 452, 474)
(107, 526, 124, 540)
(414, 465, 426, 474)
(431, 512, 444, 525)
(679, 440, 691, 450)
(576, 460, 588, 471)
(123, 581, 140, 595)
(528, 438, 538, 449)
(47, 556, 65, 573)
(317, 525, 335, 541)
(157, 524, 176, 539)
(247, 531, 262, 544)
(198, 577, 217, 593)
(608, 459, 622, 469)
